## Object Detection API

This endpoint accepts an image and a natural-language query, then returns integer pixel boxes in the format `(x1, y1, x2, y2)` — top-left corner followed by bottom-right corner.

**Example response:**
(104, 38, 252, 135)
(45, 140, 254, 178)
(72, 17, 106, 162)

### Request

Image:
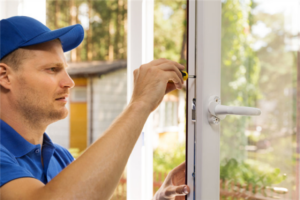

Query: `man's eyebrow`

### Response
(41, 63, 69, 68)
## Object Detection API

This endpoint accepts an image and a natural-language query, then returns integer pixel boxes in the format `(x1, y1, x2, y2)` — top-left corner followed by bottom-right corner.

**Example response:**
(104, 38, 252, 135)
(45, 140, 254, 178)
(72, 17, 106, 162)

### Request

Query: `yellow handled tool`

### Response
(181, 70, 189, 81)
(169, 70, 195, 83)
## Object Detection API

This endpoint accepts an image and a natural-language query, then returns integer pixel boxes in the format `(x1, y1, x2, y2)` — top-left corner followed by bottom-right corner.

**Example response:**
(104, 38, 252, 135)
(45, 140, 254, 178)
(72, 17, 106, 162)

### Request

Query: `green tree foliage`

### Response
(153, 142, 185, 174)
(220, 158, 286, 187)
(91, 0, 127, 61)
(246, 6, 298, 193)
(154, 143, 286, 187)
(154, 0, 187, 65)
(220, 0, 261, 162)
(46, 0, 127, 62)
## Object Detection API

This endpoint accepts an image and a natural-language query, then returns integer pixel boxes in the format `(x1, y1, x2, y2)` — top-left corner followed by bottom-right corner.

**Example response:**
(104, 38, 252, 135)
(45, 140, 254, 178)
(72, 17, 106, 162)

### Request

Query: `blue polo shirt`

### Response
(0, 119, 74, 187)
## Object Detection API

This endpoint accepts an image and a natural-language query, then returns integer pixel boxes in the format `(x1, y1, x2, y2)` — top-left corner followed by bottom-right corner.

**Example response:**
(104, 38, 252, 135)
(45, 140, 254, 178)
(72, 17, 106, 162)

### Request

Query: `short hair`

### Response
(0, 39, 61, 71)
(0, 48, 29, 71)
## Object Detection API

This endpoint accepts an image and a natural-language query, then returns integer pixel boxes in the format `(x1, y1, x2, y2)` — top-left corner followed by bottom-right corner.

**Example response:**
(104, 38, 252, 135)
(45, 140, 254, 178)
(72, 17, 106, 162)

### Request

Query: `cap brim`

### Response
(21, 24, 84, 52)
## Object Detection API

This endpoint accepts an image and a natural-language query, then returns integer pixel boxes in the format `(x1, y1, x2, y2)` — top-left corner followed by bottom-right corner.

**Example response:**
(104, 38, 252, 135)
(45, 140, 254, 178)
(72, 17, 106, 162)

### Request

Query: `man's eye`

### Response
(48, 68, 57, 72)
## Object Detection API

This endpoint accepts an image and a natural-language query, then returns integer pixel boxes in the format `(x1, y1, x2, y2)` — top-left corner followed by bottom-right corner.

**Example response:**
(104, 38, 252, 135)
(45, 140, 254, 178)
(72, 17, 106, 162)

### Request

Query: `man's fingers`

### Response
(164, 71, 183, 89)
(176, 185, 190, 195)
(165, 185, 190, 197)
(157, 63, 183, 83)
(166, 83, 177, 94)
(166, 59, 185, 71)
(172, 61, 185, 71)
(149, 58, 185, 71)
(142, 59, 185, 86)
(133, 69, 139, 83)
(149, 58, 168, 65)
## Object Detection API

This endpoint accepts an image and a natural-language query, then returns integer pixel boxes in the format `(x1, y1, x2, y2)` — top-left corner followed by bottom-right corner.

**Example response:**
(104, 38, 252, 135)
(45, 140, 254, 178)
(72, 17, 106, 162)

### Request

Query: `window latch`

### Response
(207, 96, 261, 125)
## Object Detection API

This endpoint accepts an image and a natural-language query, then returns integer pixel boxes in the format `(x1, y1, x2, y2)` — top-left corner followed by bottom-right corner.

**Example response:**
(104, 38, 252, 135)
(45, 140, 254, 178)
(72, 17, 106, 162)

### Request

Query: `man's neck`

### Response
(1, 113, 46, 146)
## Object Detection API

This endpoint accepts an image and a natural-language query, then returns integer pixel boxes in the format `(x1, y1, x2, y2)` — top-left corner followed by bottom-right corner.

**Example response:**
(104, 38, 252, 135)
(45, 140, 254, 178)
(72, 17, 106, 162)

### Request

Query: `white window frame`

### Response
(127, 0, 154, 199)
(186, 0, 221, 199)
(0, 0, 46, 24)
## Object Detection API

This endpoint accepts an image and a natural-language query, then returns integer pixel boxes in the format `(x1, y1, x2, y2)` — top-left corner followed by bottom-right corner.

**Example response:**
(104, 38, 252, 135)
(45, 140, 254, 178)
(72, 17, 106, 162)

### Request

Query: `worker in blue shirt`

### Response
(0, 16, 190, 199)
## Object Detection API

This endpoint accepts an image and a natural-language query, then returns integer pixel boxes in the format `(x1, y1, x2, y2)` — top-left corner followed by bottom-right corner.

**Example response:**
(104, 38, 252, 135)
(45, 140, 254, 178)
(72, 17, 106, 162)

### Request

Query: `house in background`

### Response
(152, 89, 186, 151)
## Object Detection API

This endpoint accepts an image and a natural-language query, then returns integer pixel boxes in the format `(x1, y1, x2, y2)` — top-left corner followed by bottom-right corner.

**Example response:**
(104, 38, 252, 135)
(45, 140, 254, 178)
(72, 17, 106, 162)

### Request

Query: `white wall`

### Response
(0, 0, 46, 23)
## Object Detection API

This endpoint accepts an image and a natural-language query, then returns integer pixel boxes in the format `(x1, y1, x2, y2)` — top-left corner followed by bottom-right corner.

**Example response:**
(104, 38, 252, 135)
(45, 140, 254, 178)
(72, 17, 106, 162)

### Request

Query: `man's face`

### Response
(11, 39, 74, 125)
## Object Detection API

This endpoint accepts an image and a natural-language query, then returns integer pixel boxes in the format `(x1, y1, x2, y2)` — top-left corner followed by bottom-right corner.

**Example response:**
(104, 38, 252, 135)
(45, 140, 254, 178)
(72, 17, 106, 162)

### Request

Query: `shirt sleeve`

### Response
(62, 147, 75, 163)
(53, 144, 75, 164)
(0, 146, 34, 187)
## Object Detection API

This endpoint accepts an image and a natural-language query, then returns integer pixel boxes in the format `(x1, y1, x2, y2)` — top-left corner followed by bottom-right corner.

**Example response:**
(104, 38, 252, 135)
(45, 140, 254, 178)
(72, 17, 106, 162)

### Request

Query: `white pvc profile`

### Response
(19, 0, 46, 24)
(186, 0, 196, 199)
(127, 0, 154, 199)
(195, 0, 221, 199)
(187, 0, 221, 199)
(0, 0, 46, 24)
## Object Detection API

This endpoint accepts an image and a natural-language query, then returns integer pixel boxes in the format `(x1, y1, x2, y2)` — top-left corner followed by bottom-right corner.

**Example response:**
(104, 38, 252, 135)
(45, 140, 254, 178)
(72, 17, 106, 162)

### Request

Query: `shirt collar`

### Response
(0, 119, 54, 157)
(42, 131, 54, 148)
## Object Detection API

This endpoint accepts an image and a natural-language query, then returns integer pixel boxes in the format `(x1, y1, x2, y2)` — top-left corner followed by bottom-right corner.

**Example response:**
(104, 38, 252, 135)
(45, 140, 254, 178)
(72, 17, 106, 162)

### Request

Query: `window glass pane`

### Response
(153, 0, 187, 195)
(221, 0, 299, 198)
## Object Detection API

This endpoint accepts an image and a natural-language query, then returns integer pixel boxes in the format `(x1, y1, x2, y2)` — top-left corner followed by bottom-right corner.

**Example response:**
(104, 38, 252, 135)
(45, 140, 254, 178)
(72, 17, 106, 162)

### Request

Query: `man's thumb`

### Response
(175, 185, 190, 195)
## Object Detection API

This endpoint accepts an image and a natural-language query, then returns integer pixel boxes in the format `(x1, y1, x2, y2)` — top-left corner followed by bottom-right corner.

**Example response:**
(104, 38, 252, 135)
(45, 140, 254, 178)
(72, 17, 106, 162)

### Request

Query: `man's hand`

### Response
(130, 58, 185, 112)
(153, 162, 190, 200)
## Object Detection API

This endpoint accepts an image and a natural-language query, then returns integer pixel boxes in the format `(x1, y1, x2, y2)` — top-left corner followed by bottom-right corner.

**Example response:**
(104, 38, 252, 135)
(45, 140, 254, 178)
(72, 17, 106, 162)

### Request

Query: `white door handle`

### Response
(208, 96, 261, 124)
(214, 105, 261, 116)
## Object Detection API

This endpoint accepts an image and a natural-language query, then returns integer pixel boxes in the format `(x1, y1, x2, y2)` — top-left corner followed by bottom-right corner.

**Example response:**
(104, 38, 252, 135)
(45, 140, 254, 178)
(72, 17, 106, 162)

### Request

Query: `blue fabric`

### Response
(0, 16, 84, 60)
(0, 119, 74, 187)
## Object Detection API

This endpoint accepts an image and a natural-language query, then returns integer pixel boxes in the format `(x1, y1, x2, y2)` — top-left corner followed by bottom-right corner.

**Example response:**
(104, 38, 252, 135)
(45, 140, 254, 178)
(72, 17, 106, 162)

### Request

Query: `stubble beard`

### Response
(16, 89, 68, 128)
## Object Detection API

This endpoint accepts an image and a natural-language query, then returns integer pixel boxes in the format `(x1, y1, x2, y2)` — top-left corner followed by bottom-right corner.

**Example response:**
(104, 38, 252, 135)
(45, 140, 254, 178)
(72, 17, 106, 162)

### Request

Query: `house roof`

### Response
(67, 60, 127, 77)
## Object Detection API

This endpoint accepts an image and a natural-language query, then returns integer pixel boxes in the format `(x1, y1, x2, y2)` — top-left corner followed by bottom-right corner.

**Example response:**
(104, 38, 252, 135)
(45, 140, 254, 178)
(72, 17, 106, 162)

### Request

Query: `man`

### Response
(0, 16, 189, 199)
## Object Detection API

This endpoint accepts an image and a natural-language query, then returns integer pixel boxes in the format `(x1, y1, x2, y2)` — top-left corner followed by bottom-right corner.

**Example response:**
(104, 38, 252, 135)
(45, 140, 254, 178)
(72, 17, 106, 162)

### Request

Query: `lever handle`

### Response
(215, 105, 261, 116)
(207, 96, 261, 124)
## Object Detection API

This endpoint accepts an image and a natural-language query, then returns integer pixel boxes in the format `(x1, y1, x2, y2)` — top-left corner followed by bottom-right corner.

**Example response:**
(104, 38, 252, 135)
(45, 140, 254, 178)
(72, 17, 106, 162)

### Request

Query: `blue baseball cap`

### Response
(0, 16, 84, 60)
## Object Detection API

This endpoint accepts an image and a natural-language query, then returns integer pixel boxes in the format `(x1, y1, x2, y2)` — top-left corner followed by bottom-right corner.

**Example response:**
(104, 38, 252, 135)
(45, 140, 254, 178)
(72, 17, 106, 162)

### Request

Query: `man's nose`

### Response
(60, 69, 75, 89)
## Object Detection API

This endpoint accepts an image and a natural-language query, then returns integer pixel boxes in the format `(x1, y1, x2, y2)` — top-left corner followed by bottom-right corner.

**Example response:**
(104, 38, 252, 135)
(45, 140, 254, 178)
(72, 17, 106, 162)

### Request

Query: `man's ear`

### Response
(0, 63, 12, 91)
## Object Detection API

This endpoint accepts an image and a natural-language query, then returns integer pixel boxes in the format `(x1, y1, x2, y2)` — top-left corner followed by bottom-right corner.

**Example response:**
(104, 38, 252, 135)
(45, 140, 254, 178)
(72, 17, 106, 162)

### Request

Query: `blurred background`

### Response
(1, 0, 299, 199)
